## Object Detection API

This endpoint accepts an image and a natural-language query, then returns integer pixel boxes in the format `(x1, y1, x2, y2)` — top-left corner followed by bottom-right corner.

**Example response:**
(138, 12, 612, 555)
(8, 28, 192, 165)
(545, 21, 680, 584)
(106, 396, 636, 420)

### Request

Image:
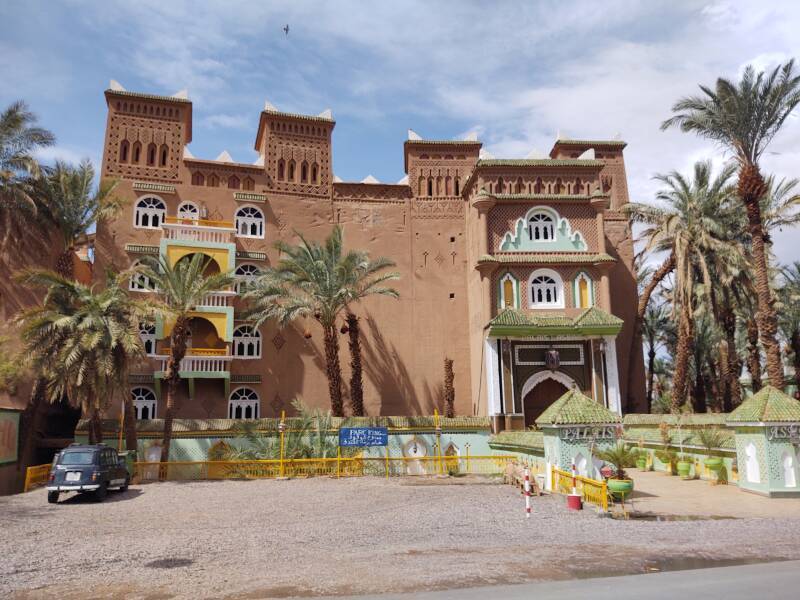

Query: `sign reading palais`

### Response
(767, 423, 800, 442)
(559, 425, 617, 441)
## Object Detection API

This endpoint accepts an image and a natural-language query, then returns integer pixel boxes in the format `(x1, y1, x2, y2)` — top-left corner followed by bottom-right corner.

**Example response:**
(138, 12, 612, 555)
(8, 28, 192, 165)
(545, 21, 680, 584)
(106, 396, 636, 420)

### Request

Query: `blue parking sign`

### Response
(339, 427, 388, 447)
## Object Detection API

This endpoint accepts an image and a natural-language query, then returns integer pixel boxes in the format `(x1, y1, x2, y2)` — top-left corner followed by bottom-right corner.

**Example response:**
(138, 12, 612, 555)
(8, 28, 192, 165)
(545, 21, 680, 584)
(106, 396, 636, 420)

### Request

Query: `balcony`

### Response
(162, 216, 236, 244)
(154, 348, 232, 377)
(196, 291, 237, 308)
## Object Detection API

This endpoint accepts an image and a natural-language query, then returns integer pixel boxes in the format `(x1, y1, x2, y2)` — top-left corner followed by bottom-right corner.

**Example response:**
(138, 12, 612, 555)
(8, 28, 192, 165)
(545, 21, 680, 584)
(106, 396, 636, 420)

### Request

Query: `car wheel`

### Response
(94, 482, 108, 502)
(119, 477, 130, 493)
(47, 491, 60, 504)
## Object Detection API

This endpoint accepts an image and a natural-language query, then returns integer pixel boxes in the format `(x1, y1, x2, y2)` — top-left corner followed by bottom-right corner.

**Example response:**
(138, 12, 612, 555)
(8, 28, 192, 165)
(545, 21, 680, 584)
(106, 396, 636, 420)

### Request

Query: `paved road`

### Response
(338, 560, 800, 600)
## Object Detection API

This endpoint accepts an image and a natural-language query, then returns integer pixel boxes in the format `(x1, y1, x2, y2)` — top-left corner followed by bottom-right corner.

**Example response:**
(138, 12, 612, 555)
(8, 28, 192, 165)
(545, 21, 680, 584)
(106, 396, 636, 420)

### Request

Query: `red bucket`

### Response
(566, 493, 583, 510)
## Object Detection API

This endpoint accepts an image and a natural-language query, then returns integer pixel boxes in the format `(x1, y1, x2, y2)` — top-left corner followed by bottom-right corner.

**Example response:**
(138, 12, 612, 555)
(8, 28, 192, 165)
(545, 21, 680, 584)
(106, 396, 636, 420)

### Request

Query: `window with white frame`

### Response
(529, 269, 564, 308)
(235, 206, 265, 238)
(232, 325, 261, 358)
(134, 196, 166, 228)
(131, 387, 157, 419)
(229, 387, 260, 419)
(138, 322, 156, 355)
(528, 212, 555, 241)
(498, 272, 519, 309)
(234, 263, 261, 293)
(177, 201, 199, 221)
(574, 272, 594, 308)
(129, 262, 153, 292)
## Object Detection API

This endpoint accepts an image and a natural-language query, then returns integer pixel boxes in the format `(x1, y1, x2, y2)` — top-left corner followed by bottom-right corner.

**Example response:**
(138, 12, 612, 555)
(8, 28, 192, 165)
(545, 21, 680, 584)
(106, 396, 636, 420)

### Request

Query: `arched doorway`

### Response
(519, 370, 576, 429)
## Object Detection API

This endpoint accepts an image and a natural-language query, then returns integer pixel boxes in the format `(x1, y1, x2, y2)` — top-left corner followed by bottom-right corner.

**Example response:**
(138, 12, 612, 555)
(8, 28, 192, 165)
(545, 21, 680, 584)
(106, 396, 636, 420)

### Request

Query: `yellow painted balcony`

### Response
(162, 216, 236, 244)
(155, 348, 232, 375)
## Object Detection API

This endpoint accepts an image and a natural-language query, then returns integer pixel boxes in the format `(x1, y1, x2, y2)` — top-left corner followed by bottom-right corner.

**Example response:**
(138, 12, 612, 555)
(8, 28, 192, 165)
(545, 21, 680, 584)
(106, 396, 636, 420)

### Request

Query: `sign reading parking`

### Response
(339, 427, 388, 447)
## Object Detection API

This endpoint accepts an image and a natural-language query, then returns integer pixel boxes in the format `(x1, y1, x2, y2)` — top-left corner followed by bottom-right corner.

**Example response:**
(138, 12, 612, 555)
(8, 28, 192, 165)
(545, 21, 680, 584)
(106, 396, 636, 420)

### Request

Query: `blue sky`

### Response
(2, 0, 799, 262)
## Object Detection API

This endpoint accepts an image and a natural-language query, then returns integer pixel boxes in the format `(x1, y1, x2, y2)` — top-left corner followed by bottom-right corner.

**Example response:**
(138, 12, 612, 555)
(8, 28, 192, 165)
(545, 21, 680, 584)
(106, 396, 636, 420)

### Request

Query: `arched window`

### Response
(129, 261, 153, 292)
(783, 450, 797, 488)
(192, 171, 205, 186)
(132, 141, 141, 164)
(146, 143, 157, 166)
(159, 144, 169, 167)
(288, 160, 296, 181)
(454, 176, 460, 196)
(243, 177, 255, 191)
(229, 387, 260, 419)
(208, 174, 219, 187)
(277, 159, 285, 181)
(232, 325, 261, 358)
(300, 161, 308, 183)
(228, 175, 240, 190)
(235, 206, 265, 238)
(574, 272, 594, 308)
(311, 163, 318, 183)
(427, 178, 433, 196)
(131, 387, 157, 420)
(177, 201, 199, 221)
(234, 263, 261, 293)
(119, 140, 129, 163)
(496, 177, 504, 194)
(528, 212, 555, 241)
(499, 272, 519, 309)
(138, 322, 156, 355)
(134, 196, 166, 228)
(529, 269, 564, 309)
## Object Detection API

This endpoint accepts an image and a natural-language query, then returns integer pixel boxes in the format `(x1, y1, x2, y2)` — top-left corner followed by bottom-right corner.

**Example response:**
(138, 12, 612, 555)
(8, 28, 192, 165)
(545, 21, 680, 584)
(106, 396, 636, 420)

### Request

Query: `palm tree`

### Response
(0, 101, 55, 248)
(36, 160, 121, 279)
(138, 253, 234, 463)
(626, 161, 739, 409)
(244, 226, 399, 417)
(779, 262, 800, 394)
(16, 270, 146, 446)
(642, 303, 671, 411)
(662, 60, 800, 389)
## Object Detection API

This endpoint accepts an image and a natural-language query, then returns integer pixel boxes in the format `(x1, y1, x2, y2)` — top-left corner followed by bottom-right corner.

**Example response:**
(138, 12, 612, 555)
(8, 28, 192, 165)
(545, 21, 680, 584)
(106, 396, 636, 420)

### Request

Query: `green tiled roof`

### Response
(236, 250, 267, 261)
(623, 425, 736, 450)
(494, 194, 590, 202)
(478, 159, 604, 168)
(263, 109, 333, 123)
(554, 139, 627, 147)
(477, 252, 616, 266)
(488, 307, 623, 336)
(106, 89, 191, 103)
(133, 181, 177, 194)
(536, 389, 621, 425)
(727, 386, 800, 423)
(489, 430, 544, 452)
(234, 192, 266, 203)
(404, 140, 482, 146)
(125, 244, 159, 255)
(623, 413, 727, 426)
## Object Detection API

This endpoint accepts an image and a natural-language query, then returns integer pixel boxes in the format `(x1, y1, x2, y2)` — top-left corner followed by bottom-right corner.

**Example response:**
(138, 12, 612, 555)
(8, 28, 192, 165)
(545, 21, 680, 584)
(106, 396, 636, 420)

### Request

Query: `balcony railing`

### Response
(162, 216, 236, 244)
(155, 349, 231, 374)
(196, 291, 237, 308)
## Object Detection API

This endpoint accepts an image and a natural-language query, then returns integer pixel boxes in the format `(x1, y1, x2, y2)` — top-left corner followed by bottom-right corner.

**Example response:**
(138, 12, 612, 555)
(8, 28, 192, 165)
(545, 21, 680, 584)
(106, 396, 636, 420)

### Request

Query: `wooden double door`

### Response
(523, 378, 568, 429)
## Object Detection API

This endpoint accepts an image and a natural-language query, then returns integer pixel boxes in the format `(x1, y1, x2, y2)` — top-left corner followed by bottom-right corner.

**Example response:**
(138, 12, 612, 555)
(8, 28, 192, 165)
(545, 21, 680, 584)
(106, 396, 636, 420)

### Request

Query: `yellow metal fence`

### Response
(24, 463, 52, 492)
(551, 467, 609, 511)
(134, 455, 515, 483)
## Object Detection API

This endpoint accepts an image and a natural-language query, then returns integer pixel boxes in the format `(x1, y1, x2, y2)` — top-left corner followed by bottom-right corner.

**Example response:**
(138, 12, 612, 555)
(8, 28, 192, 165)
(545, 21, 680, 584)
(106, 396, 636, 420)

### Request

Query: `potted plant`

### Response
(655, 422, 678, 474)
(676, 454, 693, 479)
(696, 428, 725, 475)
(596, 442, 639, 500)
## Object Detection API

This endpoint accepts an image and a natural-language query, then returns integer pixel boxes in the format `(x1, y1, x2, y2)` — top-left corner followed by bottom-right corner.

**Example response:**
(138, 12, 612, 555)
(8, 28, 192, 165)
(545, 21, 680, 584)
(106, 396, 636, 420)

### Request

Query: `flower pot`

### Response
(636, 457, 648, 471)
(704, 457, 723, 471)
(607, 478, 634, 500)
(677, 460, 692, 479)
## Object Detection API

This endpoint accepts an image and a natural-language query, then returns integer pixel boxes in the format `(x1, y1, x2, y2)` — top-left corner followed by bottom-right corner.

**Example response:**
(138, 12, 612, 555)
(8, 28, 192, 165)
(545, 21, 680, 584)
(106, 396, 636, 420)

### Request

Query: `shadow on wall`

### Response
(362, 312, 444, 416)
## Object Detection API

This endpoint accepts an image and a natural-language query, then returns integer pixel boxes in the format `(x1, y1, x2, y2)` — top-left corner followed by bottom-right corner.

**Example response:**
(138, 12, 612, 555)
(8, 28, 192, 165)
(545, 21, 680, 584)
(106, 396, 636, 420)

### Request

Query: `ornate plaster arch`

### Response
(519, 369, 577, 401)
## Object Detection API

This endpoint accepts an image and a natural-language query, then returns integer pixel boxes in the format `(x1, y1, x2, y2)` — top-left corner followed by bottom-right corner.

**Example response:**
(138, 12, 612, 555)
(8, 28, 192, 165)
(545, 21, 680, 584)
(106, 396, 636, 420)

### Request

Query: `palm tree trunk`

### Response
(124, 398, 138, 453)
(55, 247, 74, 280)
(739, 163, 784, 388)
(672, 305, 693, 411)
(444, 357, 455, 418)
(720, 298, 741, 410)
(791, 329, 800, 397)
(627, 251, 675, 410)
(646, 347, 656, 411)
(323, 324, 344, 417)
(161, 318, 188, 464)
(17, 378, 47, 471)
(746, 317, 762, 393)
(693, 351, 707, 413)
(346, 313, 364, 416)
(89, 408, 103, 444)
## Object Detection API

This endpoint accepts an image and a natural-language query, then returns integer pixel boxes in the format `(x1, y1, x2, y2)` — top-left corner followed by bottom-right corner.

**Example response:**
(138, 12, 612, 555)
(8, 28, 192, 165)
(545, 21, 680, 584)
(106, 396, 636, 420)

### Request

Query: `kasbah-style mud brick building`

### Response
(95, 82, 645, 432)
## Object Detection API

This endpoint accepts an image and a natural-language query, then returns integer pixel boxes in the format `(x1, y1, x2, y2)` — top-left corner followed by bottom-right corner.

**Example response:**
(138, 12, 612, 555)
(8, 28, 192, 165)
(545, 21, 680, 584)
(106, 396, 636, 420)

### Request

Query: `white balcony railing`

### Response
(162, 217, 236, 244)
(155, 352, 232, 373)
(195, 291, 237, 308)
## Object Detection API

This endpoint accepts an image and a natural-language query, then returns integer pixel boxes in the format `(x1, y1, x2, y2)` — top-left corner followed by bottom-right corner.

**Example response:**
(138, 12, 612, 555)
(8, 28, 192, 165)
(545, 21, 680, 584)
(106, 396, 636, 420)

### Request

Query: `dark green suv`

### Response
(46, 444, 130, 504)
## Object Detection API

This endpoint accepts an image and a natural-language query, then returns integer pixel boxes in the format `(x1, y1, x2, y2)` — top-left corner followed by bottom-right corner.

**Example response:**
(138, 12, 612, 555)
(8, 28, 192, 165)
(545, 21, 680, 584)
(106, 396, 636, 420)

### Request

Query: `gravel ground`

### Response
(3, 477, 800, 599)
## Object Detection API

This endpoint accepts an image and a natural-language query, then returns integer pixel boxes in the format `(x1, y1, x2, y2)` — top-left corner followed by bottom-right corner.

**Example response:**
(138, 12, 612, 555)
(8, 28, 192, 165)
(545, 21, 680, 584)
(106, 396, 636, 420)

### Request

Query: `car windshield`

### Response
(58, 451, 96, 466)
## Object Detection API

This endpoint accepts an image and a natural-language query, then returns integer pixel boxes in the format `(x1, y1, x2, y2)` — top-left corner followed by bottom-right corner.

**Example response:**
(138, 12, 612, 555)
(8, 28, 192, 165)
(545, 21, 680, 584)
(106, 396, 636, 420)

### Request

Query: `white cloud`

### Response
(201, 114, 251, 130)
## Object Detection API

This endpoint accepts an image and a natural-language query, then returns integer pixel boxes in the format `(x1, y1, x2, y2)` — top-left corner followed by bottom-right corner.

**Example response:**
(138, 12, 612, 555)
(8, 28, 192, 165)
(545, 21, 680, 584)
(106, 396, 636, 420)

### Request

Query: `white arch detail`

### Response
(519, 369, 577, 402)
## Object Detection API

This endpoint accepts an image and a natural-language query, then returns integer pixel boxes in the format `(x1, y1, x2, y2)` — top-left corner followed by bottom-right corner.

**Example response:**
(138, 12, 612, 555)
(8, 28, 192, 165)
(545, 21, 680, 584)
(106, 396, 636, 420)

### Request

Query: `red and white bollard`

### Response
(523, 467, 532, 518)
(567, 462, 583, 511)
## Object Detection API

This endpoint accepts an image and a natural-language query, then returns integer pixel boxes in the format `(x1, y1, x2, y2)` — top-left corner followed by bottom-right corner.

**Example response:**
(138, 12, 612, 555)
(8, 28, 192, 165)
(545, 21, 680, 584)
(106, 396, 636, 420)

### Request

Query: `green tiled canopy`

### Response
(535, 389, 621, 425)
(726, 386, 800, 423)
(488, 307, 623, 337)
